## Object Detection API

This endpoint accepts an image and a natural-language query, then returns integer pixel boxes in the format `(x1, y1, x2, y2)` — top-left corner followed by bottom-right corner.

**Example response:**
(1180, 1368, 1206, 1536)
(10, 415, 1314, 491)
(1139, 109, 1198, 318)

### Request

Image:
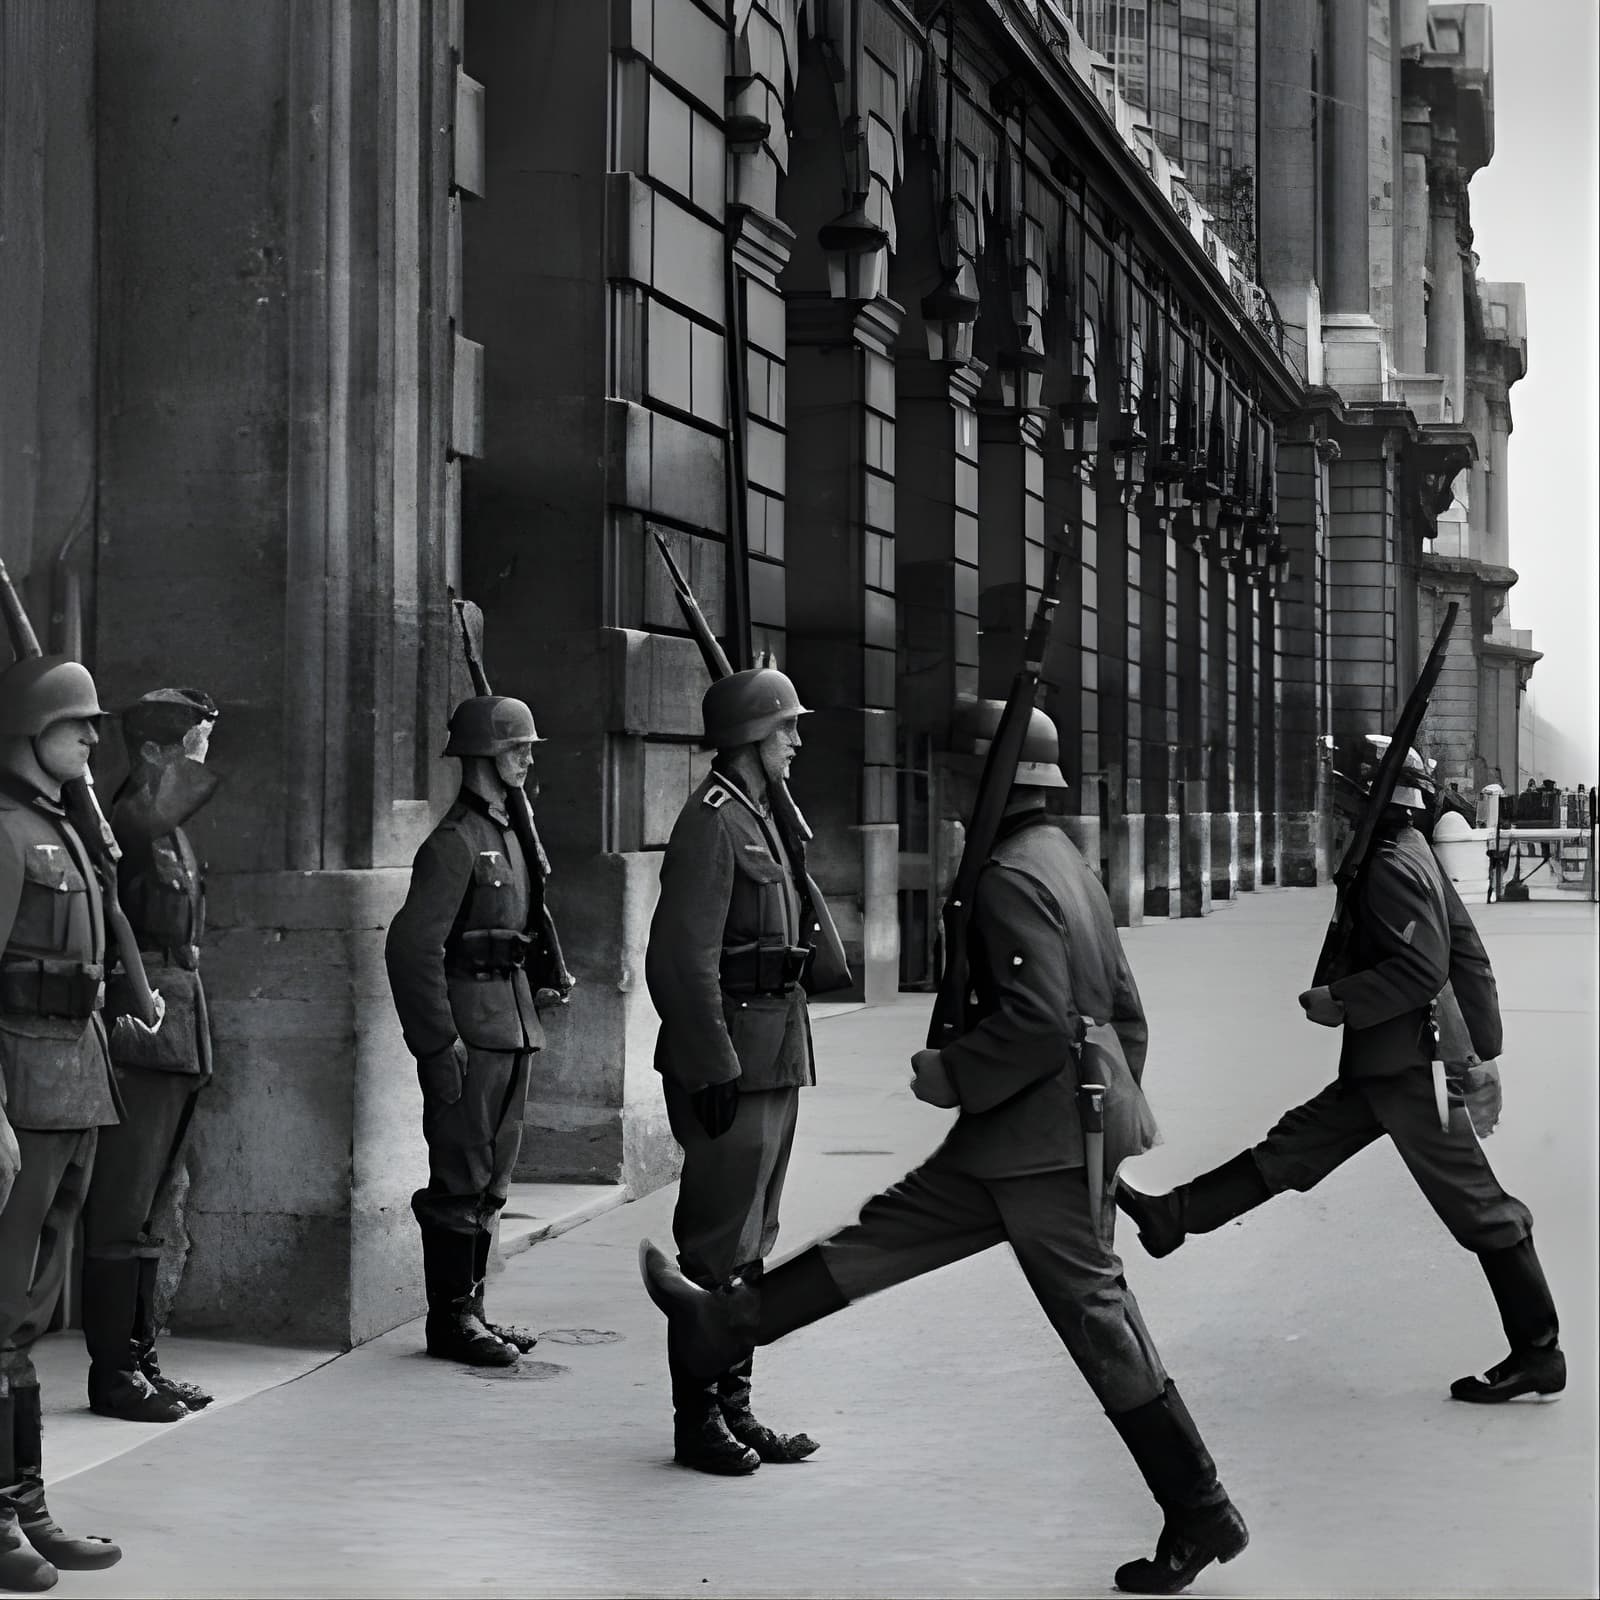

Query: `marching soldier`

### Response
(79, 688, 221, 1423)
(0, 657, 149, 1587)
(645, 665, 820, 1476)
(642, 703, 1251, 1596)
(1116, 747, 1565, 1405)
(385, 696, 547, 1368)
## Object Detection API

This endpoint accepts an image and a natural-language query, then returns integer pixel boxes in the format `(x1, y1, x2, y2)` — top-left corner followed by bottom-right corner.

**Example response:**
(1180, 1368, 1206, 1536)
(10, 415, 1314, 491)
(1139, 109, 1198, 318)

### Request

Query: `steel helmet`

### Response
(951, 698, 1069, 789)
(442, 695, 543, 758)
(1356, 733, 1435, 810)
(0, 656, 106, 738)
(701, 667, 810, 751)
(121, 686, 220, 748)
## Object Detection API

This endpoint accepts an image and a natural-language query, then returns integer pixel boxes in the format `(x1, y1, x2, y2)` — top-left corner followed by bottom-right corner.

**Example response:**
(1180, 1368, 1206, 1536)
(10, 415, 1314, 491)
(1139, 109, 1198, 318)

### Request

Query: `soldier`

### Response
(642, 704, 1251, 1596)
(385, 696, 547, 1368)
(0, 656, 157, 1586)
(79, 688, 221, 1424)
(645, 665, 820, 1476)
(1116, 748, 1565, 1405)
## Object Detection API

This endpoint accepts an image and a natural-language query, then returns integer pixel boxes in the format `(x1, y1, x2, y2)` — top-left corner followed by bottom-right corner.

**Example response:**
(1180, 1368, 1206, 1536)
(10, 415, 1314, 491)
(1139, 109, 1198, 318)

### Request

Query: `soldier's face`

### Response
(495, 741, 535, 791)
(36, 716, 99, 783)
(183, 719, 215, 764)
(759, 717, 802, 785)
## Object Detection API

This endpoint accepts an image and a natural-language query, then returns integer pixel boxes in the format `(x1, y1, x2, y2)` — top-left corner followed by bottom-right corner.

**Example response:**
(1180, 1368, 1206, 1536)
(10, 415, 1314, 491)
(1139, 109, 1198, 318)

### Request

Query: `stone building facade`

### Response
(0, 0, 1532, 1346)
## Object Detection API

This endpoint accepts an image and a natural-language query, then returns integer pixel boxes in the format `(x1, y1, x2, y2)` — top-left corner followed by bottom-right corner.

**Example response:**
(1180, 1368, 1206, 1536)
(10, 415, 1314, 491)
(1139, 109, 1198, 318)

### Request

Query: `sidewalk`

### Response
(39, 888, 1599, 1598)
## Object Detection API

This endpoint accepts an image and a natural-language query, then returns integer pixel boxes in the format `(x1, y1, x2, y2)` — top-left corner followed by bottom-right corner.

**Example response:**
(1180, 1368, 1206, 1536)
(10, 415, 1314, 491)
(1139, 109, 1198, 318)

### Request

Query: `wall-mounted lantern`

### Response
(819, 198, 891, 302)
(921, 259, 981, 364)
(1056, 304, 1099, 461)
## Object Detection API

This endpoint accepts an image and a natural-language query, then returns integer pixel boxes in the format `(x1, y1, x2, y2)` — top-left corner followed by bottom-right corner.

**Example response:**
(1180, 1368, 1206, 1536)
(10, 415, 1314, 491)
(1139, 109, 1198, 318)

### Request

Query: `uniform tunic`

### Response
(1251, 821, 1530, 1251)
(646, 768, 813, 1288)
(82, 762, 220, 1262)
(0, 778, 121, 1383)
(385, 789, 543, 1235)
(815, 812, 1171, 1413)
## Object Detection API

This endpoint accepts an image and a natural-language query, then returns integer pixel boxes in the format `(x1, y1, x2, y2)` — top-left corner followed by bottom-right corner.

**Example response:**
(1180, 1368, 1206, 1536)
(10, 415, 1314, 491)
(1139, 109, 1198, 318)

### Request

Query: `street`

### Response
(43, 888, 1599, 1599)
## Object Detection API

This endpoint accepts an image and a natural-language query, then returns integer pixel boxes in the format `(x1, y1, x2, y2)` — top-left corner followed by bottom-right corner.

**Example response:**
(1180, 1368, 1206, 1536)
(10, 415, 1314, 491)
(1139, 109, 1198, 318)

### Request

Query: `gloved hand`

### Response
(910, 1047, 960, 1108)
(1447, 1059, 1502, 1138)
(691, 1079, 740, 1140)
(1298, 986, 1346, 1028)
(0, 1113, 19, 1213)
(418, 1039, 469, 1105)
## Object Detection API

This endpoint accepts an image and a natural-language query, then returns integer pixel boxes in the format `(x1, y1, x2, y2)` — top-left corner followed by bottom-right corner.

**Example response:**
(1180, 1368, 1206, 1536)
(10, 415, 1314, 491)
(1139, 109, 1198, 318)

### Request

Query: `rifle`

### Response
(1313, 601, 1459, 987)
(0, 558, 163, 1028)
(928, 553, 1064, 1050)
(650, 530, 851, 994)
(449, 593, 575, 1001)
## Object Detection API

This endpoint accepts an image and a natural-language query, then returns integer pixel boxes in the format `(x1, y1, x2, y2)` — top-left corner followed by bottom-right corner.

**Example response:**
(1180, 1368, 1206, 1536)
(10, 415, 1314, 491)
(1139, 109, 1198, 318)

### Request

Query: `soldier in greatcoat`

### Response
(79, 687, 221, 1423)
(1116, 748, 1565, 1406)
(385, 695, 548, 1368)
(641, 703, 1250, 1596)
(0, 656, 154, 1586)
(645, 665, 820, 1475)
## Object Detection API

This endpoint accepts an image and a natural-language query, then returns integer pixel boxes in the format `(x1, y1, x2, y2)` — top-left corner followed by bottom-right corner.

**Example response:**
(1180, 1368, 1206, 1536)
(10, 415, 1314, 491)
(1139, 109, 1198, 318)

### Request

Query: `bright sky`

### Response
(1468, 0, 1600, 780)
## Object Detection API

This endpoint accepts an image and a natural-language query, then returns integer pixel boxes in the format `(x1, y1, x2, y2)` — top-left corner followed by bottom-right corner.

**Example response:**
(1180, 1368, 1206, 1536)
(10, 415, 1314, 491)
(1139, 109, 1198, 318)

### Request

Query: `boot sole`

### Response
(672, 1453, 761, 1476)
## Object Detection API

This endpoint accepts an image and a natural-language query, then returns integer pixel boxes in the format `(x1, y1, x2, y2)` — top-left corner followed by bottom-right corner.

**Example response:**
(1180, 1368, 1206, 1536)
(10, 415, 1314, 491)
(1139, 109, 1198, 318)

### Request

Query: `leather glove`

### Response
(691, 1079, 740, 1140)
(910, 1048, 960, 1109)
(1447, 1059, 1502, 1139)
(1298, 986, 1346, 1028)
(0, 1115, 19, 1213)
(418, 1039, 469, 1105)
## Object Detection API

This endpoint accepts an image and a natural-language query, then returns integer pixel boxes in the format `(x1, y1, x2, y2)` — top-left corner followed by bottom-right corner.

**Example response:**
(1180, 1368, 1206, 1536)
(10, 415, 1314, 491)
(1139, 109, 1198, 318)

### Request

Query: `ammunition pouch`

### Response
(720, 939, 810, 998)
(445, 927, 532, 980)
(0, 957, 106, 1021)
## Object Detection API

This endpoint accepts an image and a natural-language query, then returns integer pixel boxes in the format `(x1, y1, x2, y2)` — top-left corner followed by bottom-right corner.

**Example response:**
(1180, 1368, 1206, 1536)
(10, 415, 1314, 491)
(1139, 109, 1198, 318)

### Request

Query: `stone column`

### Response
(1236, 570, 1261, 891)
(1207, 551, 1239, 902)
(976, 409, 1048, 700)
(1176, 539, 1211, 916)
(1424, 147, 1467, 421)
(1486, 393, 1511, 572)
(1140, 506, 1179, 918)
(785, 296, 903, 1004)
(1397, 98, 1432, 376)
(1321, 1, 1387, 398)
(1274, 433, 1328, 885)
(95, 0, 461, 1344)
(1096, 460, 1142, 926)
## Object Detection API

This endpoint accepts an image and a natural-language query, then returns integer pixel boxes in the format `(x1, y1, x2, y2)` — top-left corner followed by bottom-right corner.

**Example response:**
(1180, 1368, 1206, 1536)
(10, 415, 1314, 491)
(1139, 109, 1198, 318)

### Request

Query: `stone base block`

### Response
(1279, 811, 1327, 888)
(174, 869, 426, 1348)
(1181, 812, 1213, 917)
(1211, 812, 1240, 902)
(1321, 313, 1389, 403)
(517, 851, 678, 1196)
(1108, 816, 1145, 927)
(858, 822, 901, 1005)
(1143, 813, 1181, 918)
(1238, 812, 1261, 892)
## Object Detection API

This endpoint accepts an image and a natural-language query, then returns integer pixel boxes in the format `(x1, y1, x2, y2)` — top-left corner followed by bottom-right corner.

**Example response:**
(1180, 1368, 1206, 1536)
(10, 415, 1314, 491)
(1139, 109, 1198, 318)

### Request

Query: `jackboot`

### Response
(420, 1226, 518, 1367)
(470, 1227, 537, 1353)
(1451, 1234, 1566, 1403)
(0, 1393, 56, 1593)
(10, 1387, 121, 1571)
(1107, 1381, 1248, 1595)
(670, 1333, 760, 1476)
(1115, 1153, 1271, 1260)
(639, 1239, 846, 1382)
(718, 1352, 819, 1463)
(133, 1254, 213, 1411)
(80, 1257, 188, 1424)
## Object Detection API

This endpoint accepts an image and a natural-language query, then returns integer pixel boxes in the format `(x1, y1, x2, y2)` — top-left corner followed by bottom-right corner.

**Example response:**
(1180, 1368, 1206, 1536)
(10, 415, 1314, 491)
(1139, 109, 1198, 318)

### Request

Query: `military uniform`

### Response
(0, 774, 124, 1576)
(643, 806, 1249, 1594)
(646, 764, 816, 1469)
(385, 786, 544, 1361)
(79, 757, 220, 1418)
(1119, 814, 1564, 1406)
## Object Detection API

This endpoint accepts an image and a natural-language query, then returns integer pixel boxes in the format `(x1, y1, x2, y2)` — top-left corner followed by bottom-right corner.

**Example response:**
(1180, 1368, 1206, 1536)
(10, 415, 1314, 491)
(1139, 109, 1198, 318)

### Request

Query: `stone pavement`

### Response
(34, 890, 1600, 1598)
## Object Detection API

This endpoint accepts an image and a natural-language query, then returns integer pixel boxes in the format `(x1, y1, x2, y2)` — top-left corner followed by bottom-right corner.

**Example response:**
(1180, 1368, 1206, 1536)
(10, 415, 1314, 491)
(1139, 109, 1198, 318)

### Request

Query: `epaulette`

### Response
(702, 783, 733, 811)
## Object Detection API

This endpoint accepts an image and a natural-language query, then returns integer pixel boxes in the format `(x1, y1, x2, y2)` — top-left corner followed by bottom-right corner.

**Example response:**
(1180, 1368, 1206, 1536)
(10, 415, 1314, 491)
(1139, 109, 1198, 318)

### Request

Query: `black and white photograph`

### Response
(0, 0, 1595, 1595)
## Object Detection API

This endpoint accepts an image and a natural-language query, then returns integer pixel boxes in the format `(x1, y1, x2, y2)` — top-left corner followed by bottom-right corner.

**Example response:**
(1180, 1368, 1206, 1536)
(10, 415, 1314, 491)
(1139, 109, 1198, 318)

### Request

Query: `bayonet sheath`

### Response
(1078, 1082, 1107, 1235)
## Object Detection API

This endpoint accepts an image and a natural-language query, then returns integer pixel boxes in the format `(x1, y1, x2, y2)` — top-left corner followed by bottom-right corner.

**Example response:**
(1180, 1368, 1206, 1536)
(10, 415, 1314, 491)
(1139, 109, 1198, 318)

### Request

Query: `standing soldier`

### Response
(1116, 748, 1565, 1405)
(642, 702, 1250, 1597)
(0, 656, 152, 1586)
(645, 665, 820, 1476)
(79, 688, 221, 1424)
(385, 696, 548, 1368)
